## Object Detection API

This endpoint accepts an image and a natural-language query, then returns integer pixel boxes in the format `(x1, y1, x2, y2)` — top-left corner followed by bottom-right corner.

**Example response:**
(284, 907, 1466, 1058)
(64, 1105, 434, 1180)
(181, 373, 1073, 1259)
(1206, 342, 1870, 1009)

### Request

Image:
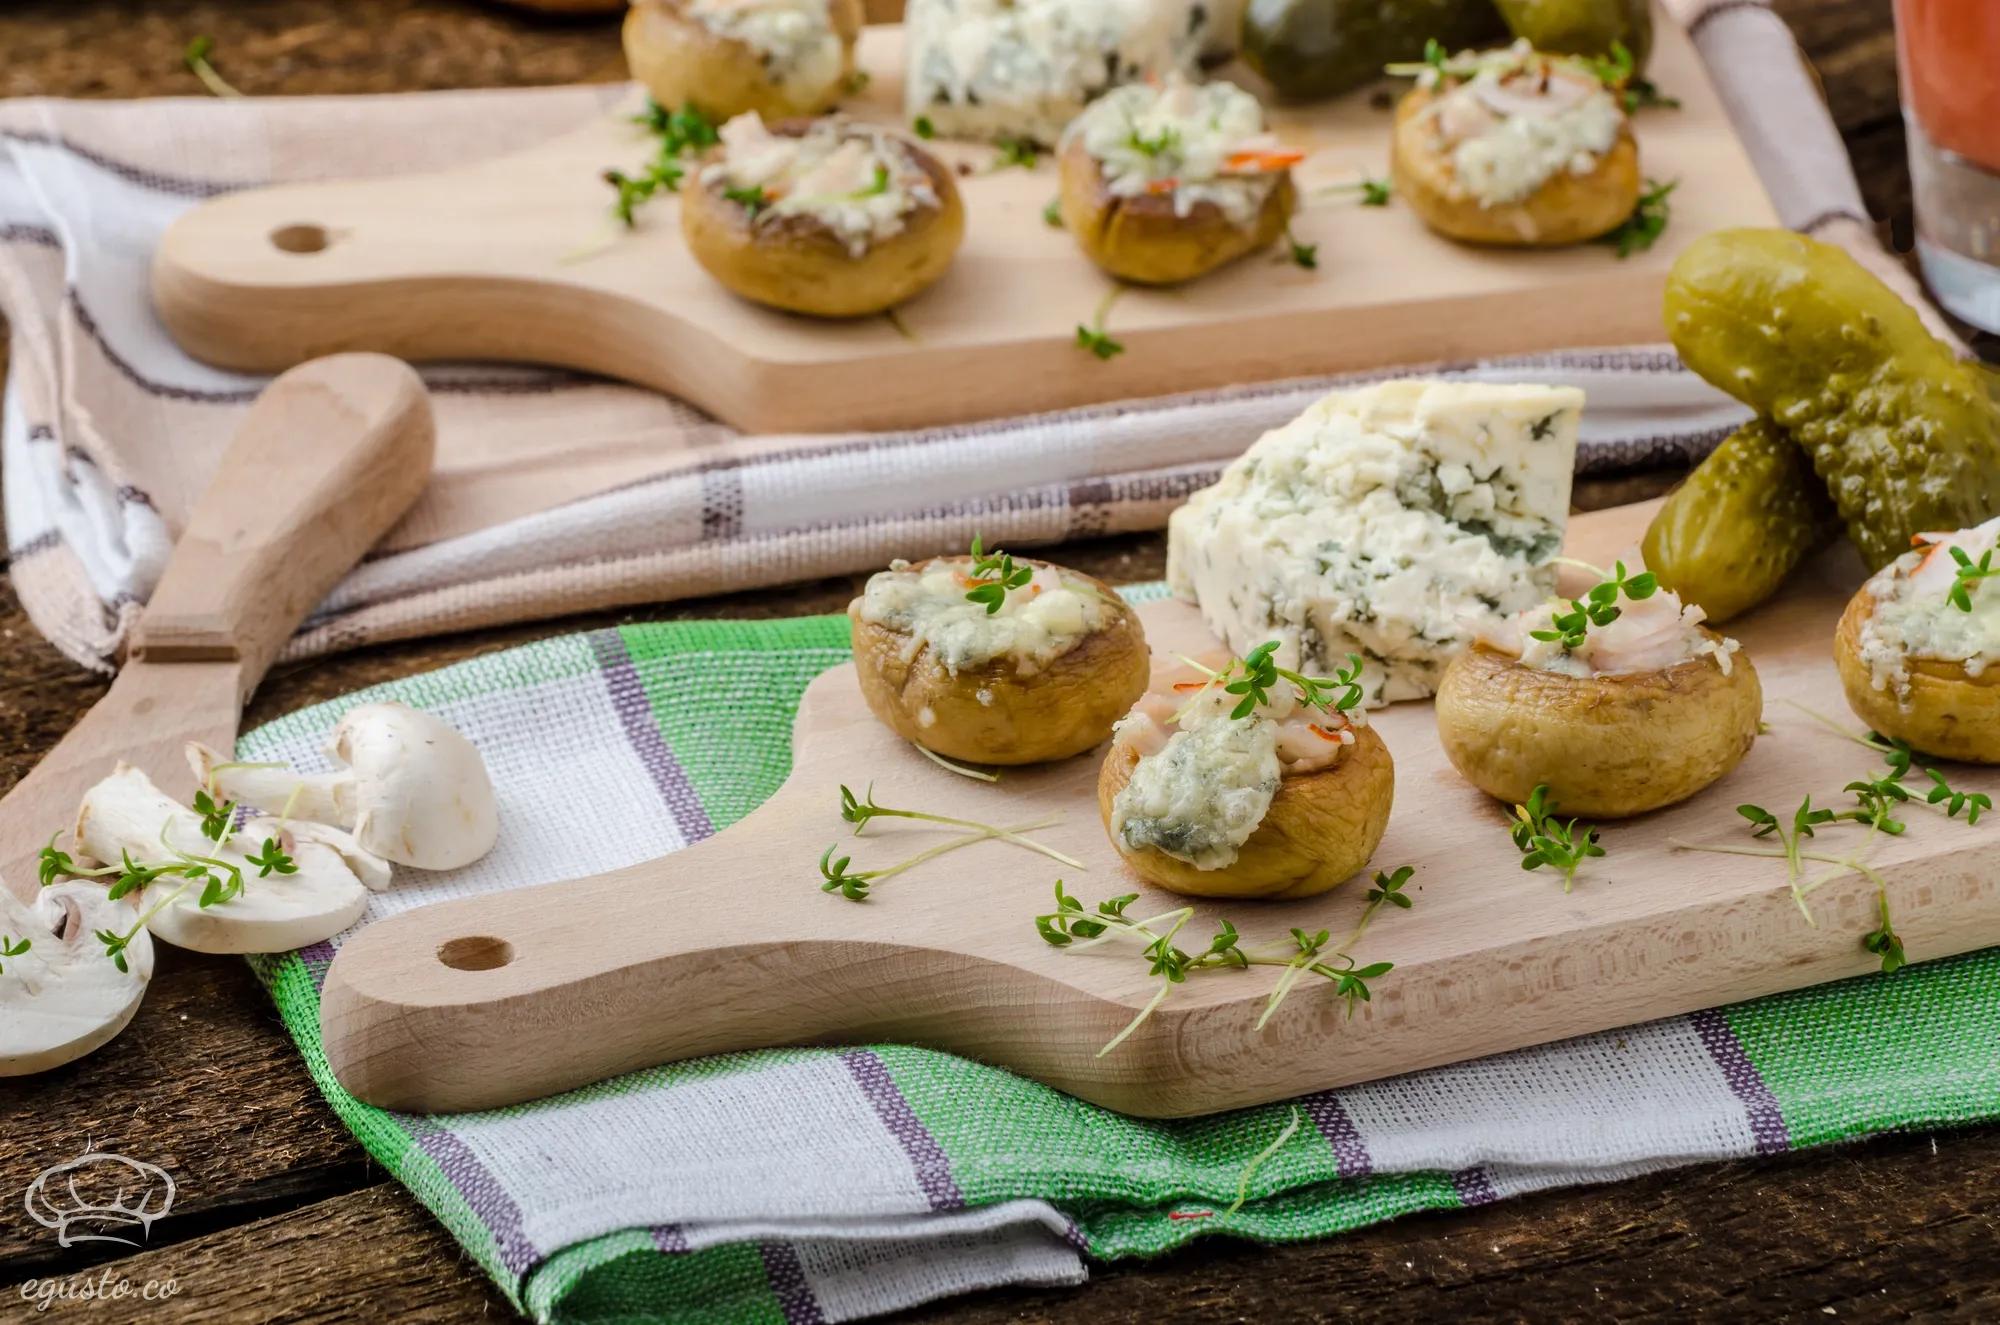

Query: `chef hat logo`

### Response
(24, 1152, 176, 1248)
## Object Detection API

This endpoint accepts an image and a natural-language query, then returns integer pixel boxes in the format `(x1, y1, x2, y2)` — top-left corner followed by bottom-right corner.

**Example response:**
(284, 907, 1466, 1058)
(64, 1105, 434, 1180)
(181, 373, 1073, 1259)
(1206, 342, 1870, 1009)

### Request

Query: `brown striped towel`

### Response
(0, 0, 1943, 671)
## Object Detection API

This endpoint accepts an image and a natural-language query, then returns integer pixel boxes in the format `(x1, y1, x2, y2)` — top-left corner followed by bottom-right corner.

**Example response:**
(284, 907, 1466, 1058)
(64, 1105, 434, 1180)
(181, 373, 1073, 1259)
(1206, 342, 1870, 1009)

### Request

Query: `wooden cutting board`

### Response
(320, 499, 2000, 1117)
(153, 8, 1776, 434)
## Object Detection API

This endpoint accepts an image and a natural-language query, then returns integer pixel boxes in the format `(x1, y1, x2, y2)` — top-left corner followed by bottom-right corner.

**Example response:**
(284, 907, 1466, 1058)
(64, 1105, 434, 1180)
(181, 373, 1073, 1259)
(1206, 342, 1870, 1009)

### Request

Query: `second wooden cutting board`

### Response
(319, 499, 2000, 1117)
(151, 7, 1775, 434)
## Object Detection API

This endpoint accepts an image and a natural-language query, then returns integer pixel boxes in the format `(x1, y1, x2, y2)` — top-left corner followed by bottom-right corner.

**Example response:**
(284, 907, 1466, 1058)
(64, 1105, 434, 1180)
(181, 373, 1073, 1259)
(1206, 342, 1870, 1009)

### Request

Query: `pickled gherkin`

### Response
(1494, 0, 1652, 71)
(1240, 0, 1504, 101)
(1665, 228, 2000, 571)
(1641, 418, 1838, 623)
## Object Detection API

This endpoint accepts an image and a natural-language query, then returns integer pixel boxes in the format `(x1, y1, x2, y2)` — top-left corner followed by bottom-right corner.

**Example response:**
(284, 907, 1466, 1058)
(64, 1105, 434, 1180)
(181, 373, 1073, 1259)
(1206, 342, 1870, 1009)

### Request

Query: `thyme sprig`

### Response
(1947, 545, 2000, 611)
(963, 535, 1033, 613)
(1038, 869, 1414, 1054)
(1510, 785, 1605, 892)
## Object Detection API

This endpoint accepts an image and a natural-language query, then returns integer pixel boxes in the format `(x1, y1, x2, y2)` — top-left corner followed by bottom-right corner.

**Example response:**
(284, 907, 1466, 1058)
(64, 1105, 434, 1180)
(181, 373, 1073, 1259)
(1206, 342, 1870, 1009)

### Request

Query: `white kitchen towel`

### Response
(0, 0, 1932, 673)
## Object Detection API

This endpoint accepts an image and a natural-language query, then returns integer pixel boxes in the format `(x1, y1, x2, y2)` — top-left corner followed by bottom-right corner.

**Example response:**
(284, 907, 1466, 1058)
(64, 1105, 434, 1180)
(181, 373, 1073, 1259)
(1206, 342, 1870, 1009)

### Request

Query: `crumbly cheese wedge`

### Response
(903, 0, 1212, 145)
(1167, 379, 1582, 705)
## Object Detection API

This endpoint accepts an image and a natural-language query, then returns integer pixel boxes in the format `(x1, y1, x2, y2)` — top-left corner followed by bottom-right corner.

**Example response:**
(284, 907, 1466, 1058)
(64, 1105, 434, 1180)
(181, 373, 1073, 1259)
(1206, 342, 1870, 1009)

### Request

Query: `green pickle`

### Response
(1493, 0, 1652, 70)
(1665, 228, 2000, 571)
(1240, 0, 1505, 101)
(1641, 418, 1838, 623)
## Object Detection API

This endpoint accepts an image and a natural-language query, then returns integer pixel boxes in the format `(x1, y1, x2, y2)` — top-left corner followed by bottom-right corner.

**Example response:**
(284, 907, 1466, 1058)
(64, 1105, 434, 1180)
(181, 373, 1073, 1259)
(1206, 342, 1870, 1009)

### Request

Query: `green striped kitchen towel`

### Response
(242, 610, 2000, 1325)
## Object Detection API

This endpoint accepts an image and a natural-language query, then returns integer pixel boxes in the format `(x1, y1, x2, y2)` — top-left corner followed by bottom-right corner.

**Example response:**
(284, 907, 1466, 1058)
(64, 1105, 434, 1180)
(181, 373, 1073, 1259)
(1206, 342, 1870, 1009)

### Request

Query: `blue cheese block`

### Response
(903, 0, 1213, 146)
(1167, 379, 1582, 706)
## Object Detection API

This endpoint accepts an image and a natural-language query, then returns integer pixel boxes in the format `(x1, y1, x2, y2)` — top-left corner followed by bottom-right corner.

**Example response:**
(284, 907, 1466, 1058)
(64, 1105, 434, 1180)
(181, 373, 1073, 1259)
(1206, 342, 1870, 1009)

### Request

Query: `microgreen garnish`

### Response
(854, 164, 892, 198)
(838, 783, 1082, 864)
(184, 36, 242, 98)
(842, 70, 872, 95)
(1043, 197, 1063, 228)
(246, 837, 299, 878)
(1528, 560, 1657, 651)
(1736, 796, 1838, 917)
(1282, 227, 1318, 270)
(1862, 891, 1907, 973)
(1075, 287, 1125, 361)
(1924, 766, 1991, 822)
(1224, 1106, 1302, 1216)
(1205, 641, 1364, 720)
(1040, 869, 1415, 1054)
(193, 788, 236, 844)
(818, 808, 1063, 901)
(724, 184, 770, 215)
(913, 742, 1002, 783)
(38, 834, 74, 889)
(1126, 125, 1181, 160)
(1946, 545, 2000, 611)
(1510, 785, 1605, 892)
(604, 99, 719, 225)
(964, 535, 1033, 613)
(1623, 78, 1679, 113)
(991, 137, 1040, 171)
(913, 115, 936, 139)
(1317, 176, 1392, 206)
(1599, 178, 1676, 259)
(0, 935, 29, 974)
(1582, 41, 1636, 92)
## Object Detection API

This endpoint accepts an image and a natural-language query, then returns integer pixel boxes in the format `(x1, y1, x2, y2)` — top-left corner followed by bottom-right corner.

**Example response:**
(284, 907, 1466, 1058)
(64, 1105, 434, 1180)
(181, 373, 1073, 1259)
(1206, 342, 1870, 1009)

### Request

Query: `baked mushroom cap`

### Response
(1835, 588, 2000, 764)
(681, 122, 966, 318)
(1057, 135, 1298, 285)
(1435, 637, 1763, 818)
(1390, 85, 1640, 247)
(623, 0, 864, 121)
(1096, 724, 1395, 900)
(848, 559, 1150, 765)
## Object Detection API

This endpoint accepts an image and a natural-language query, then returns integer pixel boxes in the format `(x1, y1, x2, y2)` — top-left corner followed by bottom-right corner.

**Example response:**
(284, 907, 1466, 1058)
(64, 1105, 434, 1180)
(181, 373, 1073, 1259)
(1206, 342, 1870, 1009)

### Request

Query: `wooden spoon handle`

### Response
(128, 354, 435, 694)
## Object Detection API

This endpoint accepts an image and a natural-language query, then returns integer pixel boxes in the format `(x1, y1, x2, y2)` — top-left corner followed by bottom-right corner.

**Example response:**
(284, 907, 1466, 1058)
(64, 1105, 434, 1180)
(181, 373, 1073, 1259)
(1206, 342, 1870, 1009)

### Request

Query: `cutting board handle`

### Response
(129, 354, 435, 695)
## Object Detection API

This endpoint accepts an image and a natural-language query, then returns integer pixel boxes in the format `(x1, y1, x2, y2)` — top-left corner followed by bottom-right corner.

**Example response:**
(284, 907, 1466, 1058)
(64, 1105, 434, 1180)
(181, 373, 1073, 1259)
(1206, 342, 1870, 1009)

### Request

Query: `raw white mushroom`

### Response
(189, 701, 498, 870)
(1, 881, 155, 1076)
(73, 764, 383, 954)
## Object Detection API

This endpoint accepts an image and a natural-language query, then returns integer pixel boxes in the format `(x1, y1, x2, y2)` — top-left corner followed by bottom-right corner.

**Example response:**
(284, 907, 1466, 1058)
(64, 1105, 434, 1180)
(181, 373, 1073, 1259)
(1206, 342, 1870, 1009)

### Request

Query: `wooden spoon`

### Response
(0, 355, 435, 902)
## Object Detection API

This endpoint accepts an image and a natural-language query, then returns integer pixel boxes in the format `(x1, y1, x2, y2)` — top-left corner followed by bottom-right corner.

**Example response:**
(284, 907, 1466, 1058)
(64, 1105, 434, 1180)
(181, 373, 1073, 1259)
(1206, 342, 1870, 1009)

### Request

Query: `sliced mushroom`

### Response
(190, 701, 498, 871)
(74, 764, 380, 955)
(1, 881, 155, 1076)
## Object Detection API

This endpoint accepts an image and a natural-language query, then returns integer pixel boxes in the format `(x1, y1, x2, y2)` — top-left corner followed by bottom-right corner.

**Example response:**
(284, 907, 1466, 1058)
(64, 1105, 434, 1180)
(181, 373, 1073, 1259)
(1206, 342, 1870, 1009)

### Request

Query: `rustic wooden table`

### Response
(6, 1, 1997, 1321)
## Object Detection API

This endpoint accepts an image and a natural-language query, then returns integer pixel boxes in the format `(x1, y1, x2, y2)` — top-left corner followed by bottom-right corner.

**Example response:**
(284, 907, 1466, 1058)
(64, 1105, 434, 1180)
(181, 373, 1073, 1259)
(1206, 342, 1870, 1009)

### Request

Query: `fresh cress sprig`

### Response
(1037, 867, 1415, 1055)
(963, 535, 1033, 613)
(1190, 640, 1365, 721)
(819, 814, 1056, 901)
(1947, 545, 2000, 611)
(839, 783, 1083, 866)
(184, 36, 242, 99)
(603, 99, 719, 225)
(1599, 178, 1677, 259)
(1529, 560, 1657, 651)
(1510, 785, 1605, 892)
(0, 934, 29, 974)
(1075, 287, 1125, 361)
(991, 137, 1040, 171)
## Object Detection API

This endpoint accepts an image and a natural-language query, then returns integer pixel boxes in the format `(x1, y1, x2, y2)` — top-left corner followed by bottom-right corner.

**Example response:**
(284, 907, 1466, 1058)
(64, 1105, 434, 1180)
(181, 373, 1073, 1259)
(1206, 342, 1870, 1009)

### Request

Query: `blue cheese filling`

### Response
(1418, 41, 1626, 208)
(703, 115, 939, 257)
(1113, 716, 1281, 870)
(1066, 78, 1287, 229)
(902, 0, 1212, 145)
(1857, 515, 2000, 699)
(858, 558, 1107, 675)
(1168, 379, 1581, 706)
(686, 0, 845, 102)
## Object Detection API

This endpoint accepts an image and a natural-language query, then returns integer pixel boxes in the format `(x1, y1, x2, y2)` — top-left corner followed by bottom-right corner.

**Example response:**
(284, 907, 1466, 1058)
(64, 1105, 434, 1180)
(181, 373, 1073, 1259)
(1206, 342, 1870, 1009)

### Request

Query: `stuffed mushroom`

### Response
(683, 113, 965, 317)
(1835, 516, 2000, 763)
(1435, 568, 1761, 817)
(849, 543, 1150, 765)
(1057, 77, 1302, 286)
(624, 0, 865, 121)
(1098, 649, 1395, 900)
(1389, 40, 1639, 247)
